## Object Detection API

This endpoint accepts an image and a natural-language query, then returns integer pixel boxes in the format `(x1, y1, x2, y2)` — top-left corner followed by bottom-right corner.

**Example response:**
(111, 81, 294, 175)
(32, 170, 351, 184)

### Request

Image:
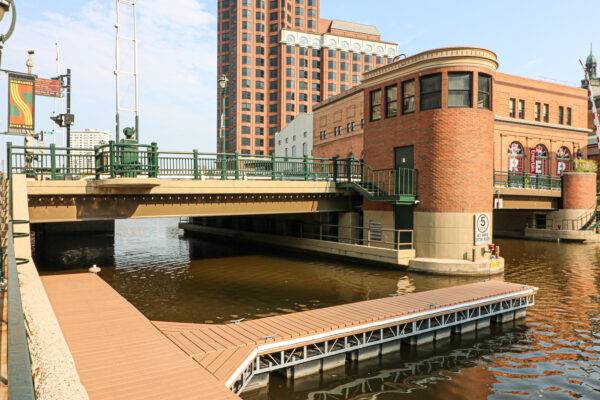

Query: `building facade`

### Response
(217, 0, 398, 155)
(68, 129, 111, 171)
(274, 112, 313, 158)
(313, 46, 592, 264)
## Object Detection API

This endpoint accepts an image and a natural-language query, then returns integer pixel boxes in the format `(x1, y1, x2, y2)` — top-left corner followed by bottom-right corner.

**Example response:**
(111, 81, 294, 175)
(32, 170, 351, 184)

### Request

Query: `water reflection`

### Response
(32, 220, 600, 399)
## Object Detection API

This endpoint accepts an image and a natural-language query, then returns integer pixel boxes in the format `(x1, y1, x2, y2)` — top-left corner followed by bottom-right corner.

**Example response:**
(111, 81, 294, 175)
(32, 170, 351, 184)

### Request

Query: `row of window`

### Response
(283, 143, 310, 157)
(508, 99, 572, 125)
(370, 72, 492, 121)
(507, 142, 574, 175)
(318, 120, 365, 140)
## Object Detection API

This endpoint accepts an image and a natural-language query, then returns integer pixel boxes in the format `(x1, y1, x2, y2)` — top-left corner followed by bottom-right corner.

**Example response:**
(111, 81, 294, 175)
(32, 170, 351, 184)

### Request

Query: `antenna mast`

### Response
(115, 0, 139, 142)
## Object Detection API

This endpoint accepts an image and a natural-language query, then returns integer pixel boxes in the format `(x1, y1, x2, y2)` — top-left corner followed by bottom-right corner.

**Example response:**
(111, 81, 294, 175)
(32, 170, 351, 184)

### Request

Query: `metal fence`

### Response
(0, 175, 35, 399)
(494, 170, 562, 191)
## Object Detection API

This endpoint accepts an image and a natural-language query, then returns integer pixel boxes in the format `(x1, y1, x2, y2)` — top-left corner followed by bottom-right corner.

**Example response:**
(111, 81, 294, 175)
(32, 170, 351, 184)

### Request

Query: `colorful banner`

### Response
(530, 148, 537, 173)
(8, 73, 35, 135)
(35, 77, 62, 98)
(580, 59, 600, 150)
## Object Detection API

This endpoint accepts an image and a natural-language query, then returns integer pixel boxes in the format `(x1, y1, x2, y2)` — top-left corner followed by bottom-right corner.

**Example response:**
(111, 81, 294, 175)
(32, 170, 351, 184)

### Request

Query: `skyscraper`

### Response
(217, 0, 398, 155)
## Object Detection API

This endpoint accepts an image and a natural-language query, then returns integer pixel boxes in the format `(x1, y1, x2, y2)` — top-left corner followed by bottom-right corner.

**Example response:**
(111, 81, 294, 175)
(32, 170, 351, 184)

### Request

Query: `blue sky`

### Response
(0, 0, 596, 164)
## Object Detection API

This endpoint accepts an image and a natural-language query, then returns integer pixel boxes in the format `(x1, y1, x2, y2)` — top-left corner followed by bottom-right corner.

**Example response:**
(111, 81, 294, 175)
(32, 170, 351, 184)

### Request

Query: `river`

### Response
(33, 218, 600, 399)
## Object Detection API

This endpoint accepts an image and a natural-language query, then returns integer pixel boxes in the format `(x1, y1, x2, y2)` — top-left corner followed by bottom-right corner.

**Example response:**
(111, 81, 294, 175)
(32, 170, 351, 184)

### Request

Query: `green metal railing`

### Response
(7, 142, 417, 202)
(494, 170, 562, 191)
(1, 172, 35, 399)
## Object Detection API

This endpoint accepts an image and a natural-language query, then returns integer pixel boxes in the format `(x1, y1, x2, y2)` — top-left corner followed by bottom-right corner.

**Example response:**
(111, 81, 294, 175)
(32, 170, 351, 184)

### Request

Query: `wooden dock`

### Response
(41, 274, 537, 399)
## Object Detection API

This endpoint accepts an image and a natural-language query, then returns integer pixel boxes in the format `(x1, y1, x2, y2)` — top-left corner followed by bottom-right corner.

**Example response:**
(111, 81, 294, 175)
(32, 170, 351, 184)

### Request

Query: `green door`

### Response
(394, 146, 414, 248)
(394, 146, 414, 169)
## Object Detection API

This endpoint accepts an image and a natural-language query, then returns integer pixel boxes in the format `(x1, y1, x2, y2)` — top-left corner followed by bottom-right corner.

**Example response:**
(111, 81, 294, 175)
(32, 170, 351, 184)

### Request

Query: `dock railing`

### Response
(0, 175, 36, 399)
(494, 170, 562, 191)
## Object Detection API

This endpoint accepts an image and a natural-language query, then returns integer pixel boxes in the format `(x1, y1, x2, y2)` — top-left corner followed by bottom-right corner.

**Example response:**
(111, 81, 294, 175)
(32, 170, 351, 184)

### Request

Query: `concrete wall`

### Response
(275, 113, 314, 158)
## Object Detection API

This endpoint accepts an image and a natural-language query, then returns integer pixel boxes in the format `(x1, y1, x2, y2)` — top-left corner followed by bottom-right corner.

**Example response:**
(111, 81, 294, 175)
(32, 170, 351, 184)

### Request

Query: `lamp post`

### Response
(218, 74, 229, 180)
(0, 0, 16, 69)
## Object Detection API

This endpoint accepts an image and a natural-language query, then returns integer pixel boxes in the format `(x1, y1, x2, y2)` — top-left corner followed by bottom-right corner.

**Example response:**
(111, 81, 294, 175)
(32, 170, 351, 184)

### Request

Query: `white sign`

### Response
(474, 213, 491, 245)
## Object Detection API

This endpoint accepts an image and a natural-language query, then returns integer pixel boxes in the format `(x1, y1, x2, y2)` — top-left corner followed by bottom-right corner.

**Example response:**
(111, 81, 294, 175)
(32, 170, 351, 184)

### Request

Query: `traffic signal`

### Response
(50, 113, 75, 127)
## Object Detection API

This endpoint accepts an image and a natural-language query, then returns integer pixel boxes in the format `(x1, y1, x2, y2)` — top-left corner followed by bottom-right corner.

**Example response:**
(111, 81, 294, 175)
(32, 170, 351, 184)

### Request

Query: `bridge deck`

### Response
(41, 274, 239, 400)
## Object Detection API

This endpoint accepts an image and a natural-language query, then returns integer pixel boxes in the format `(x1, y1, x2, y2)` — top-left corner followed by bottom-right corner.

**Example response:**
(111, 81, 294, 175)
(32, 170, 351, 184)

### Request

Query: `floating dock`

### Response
(41, 274, 537, 399)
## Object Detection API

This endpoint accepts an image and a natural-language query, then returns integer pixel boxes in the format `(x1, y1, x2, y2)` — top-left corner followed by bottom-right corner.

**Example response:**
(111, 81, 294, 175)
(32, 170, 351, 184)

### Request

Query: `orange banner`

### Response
(8, 73, 35, 135)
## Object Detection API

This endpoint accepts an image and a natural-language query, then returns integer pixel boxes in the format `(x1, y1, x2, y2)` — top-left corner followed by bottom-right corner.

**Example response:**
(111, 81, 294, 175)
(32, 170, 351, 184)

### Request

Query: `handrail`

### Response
(5, 222, 35, 399)
(561, 209, 596, 231)
(493, 170, 562, 191)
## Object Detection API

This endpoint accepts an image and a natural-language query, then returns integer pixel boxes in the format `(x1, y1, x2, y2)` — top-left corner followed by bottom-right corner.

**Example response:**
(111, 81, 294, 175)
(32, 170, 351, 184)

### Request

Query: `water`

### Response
(33, 219, 600, 399)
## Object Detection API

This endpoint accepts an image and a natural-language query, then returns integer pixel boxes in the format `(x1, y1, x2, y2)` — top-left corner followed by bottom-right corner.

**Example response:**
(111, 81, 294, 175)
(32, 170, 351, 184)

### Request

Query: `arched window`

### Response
(556, 146, 571, 175)
(292, 145, 296, 157)
(507, 141, 523, 172)
(531, 144, 548, 174)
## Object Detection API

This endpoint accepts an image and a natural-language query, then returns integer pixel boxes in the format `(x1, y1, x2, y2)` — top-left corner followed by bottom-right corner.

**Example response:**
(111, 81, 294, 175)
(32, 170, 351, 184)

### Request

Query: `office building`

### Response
(217, 0, 398, 155)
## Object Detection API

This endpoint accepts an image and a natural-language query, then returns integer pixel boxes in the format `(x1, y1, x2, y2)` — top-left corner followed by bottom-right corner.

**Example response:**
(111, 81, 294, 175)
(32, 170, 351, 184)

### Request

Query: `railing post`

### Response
(304, 155, 309, 181)
(193, 149, 199, 179)
(346, 158, 352, 182)
(235, 151, 240, 180)
(109, 140, 116, 179)
(536, 173, 540, 189)
(6, 142, 12, 183)
(150, 142, 158, 178)
(50, 144, 57, 180)
(523, 172, 526, 188)
(271, 153, 276, 180)
(94, 145, 101, 180)
(332, 156, 338, 183)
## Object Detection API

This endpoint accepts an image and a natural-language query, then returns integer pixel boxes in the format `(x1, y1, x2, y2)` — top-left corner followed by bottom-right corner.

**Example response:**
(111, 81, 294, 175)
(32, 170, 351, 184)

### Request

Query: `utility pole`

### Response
(115, 0, 139, 142)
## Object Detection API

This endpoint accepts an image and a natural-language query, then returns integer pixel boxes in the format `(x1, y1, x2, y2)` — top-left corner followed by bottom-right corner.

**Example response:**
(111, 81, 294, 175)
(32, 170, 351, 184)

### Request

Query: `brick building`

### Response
(313, 46, 594, 266)
(216, 0, 398, 155)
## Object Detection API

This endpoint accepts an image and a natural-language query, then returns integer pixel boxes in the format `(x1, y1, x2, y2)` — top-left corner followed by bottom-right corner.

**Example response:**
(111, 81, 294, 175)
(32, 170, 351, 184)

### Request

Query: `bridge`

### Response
(8, 142, 417, 223)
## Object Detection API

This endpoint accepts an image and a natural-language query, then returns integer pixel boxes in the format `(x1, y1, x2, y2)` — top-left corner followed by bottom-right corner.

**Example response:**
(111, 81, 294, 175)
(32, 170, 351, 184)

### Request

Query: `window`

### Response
(328, 72, 336, 80)
(448, 72, 472, 107)
(402, 80, 415, 114)
(478, 74, 491, 109)
(370, 89, 382, 121)
(385, 85, 397, 118)
(509, 98, 516, 118)
(420, 74, 442, 110)
(543, 104, 549, 122)
(558, 106, 564, 124)
(566, 107, 572, 126)
(518, 100, 525, 119)
(328, 60, 336, 69)
(292, 145, 297, 157)
(535, 102, 541, 121)
(327, 83, 336, 92)
(303, 142, 308, 156)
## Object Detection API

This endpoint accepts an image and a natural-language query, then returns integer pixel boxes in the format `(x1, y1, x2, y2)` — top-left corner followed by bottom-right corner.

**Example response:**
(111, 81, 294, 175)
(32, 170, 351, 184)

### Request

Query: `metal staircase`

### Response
(336, 159, 417, 205)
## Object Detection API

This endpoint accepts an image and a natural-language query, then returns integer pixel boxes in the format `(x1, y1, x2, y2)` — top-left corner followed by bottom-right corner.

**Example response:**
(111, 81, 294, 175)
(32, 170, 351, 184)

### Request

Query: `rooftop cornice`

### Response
(361, 47, 499, 86)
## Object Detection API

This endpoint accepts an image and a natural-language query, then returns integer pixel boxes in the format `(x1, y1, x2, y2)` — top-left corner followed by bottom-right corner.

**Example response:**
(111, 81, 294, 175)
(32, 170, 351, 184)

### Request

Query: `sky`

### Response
(0, 0, 597, 163)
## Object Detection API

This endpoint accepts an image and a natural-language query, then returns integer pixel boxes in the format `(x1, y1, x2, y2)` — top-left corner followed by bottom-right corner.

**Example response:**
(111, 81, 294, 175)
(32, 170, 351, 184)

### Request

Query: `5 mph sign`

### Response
(474, 213, 491, 245)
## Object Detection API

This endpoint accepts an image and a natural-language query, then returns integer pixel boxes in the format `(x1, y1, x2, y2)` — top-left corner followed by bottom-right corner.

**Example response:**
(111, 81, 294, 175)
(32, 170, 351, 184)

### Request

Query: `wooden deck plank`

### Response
(41, 273, 240, 400)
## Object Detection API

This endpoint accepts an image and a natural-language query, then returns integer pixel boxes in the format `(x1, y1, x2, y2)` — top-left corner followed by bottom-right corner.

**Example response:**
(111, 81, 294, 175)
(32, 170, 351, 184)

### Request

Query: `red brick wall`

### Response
(562, 173, 597, 209)
(363, 66, 495, 213)
(494, 73, 589, 175)
(313, 89, 365, 158)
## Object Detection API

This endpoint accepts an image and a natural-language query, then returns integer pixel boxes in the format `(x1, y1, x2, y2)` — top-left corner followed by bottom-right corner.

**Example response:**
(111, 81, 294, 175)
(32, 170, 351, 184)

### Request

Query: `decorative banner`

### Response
(35, 78, 62, 98)
(8, 73, 35, 135)
(530, 148, 537, 174)
(580, 59, 600, 150)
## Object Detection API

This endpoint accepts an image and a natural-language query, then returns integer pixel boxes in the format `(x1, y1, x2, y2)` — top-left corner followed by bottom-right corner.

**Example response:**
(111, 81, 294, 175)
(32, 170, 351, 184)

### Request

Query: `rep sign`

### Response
(474, 213, 491, 245)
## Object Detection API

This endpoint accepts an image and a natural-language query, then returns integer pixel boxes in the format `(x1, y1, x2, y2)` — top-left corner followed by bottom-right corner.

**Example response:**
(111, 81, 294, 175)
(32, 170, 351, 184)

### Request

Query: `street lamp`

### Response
(218, 74, 229, 179)
(0, 0, 16, 69)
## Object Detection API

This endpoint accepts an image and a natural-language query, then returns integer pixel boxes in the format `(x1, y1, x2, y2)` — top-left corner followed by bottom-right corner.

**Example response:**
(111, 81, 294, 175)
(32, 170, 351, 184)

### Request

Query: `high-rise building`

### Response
(68, 129, 110, 171)
(217, 0, 398, 155)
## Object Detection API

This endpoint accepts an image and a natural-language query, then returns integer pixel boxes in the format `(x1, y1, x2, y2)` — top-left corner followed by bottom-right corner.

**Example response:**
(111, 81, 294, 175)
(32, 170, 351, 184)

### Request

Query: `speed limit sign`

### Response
(474, 213, 491, 245)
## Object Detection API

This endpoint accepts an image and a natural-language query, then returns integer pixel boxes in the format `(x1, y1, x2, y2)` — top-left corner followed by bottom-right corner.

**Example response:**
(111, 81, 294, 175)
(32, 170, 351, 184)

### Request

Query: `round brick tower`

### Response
(361, 47, 499, 269)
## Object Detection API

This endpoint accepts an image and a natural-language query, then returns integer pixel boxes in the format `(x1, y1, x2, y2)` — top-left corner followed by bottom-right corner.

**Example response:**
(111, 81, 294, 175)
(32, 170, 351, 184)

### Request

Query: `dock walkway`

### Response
(42, 274, 537, 399)
(41, 274, 239, 400)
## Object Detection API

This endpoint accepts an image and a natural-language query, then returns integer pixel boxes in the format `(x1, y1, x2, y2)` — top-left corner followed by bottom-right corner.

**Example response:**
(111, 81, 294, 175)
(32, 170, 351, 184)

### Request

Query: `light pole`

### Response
(218, 74, 229, 179)
(0, 0, 17, 69)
